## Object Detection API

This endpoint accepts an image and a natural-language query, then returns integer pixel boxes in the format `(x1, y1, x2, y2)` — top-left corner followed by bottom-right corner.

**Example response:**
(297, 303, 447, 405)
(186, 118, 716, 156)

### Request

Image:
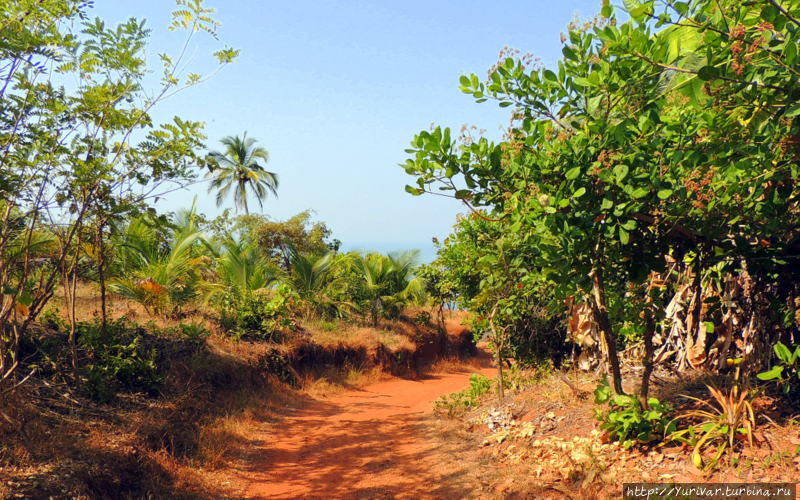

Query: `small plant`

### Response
(319, 320, 337, 332)
(179, 322, 210, 343)
(412, 310, 432, 325)
(78, 319, 163, 402)
(39, 307, 66, 331)
(593, 378, 674, 449)
(757, 341, 800, 396)
(669, 384, 755, 471)
(219, 284, 299, 341)
(434, 373, 493, 416)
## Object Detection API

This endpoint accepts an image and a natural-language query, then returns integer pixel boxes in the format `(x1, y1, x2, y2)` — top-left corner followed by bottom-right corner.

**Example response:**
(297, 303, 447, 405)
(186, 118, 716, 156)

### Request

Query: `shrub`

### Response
(434, 373, 493, 416)
(757, 342, 800, 397)
(78, 319, 163, 402)
(593, 378, 674, 449)
(219, 284, 298, 341)
(178, 322, 210, 344)
(669, 385, 755, 471)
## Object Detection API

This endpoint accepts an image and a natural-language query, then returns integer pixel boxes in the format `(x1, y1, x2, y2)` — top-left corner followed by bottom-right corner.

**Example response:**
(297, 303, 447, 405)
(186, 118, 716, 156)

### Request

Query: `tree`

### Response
(352, 251, 423, 326)
(110, 205, 212, 317)
(0, 0, 236, 387)
(236, 210, 340, 270)
(206, 133, 278, 214)
(403, 0, 800, 402)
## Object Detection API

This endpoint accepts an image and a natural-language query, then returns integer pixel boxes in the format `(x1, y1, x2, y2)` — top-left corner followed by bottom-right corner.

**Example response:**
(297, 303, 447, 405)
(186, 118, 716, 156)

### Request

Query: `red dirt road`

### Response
(235, 353, 495, 499)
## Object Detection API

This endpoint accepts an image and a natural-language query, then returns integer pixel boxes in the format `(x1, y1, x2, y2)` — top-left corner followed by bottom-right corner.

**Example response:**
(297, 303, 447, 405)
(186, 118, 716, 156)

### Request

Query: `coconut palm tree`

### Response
(110, 205, 212, 317)
(206, 133, 278, 214)
(202, 234, 279, 306)
(353, 250, 424, 325)
(284, 248, 354, 318)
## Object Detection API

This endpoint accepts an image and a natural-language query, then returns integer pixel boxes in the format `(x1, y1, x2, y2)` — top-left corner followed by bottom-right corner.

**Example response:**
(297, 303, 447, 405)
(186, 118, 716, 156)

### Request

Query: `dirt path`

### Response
(232, 348, 495, 499)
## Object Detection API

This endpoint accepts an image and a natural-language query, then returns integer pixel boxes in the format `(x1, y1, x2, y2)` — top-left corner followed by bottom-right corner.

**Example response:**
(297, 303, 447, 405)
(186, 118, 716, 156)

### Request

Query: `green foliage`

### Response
(204, 232, 279, 305)
(219, 284, 299, 341)
(176, 322, 210, 344)
(78, 319, 163, 402)
(351, 250, 425, 325)
(757, 342, 800, 396)
(110, 205, 211, 316)
(284, 249, 351, 318)
(235, 210, 341, 270)
(669, 385, 755, 471)
(402, 0, 800, 391)
(434, 373, 493, 416)
(0, 0, 234, 387)
(593, 378, 675, 449)
(206, 133, 278, 215)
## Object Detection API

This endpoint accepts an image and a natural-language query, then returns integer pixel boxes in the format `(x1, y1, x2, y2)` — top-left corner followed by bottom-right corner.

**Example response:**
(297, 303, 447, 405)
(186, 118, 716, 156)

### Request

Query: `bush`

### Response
(669, 385, 755, 471)
(593, 378, 674, 449)
(757, 342, 800, 397)
(219, 284, 299, 341)
(434, 373, 493, 416)
(78, 319, 163, 402)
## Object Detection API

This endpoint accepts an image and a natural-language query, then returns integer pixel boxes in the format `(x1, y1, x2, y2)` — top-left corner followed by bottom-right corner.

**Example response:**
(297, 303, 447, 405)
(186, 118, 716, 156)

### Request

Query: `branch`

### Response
(769, 0, 800, 29)
(632, 52, 787, 92)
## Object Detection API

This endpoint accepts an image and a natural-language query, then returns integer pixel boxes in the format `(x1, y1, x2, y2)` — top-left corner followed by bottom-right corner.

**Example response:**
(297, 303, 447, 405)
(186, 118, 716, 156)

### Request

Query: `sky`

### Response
(94, 0, 603, 261)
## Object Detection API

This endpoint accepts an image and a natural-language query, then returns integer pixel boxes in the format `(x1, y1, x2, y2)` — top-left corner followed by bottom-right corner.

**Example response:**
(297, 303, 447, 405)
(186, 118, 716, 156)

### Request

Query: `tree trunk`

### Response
(67, 268, 78, 373)
(590, 266, 624, 395)
(96, 220, 107, 334)
(489, 305, 505, 400)
(639, 307, 656, 407)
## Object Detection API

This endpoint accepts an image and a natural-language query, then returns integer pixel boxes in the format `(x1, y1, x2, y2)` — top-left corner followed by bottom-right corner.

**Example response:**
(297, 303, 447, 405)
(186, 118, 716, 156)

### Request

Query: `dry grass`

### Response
(3, 283, 478, 498)
(302, 319, 415, 353)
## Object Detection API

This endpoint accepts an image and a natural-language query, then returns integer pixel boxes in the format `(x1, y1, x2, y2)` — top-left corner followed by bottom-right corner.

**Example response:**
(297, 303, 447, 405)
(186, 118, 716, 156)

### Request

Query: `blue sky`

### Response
(95, 0, 602, 261)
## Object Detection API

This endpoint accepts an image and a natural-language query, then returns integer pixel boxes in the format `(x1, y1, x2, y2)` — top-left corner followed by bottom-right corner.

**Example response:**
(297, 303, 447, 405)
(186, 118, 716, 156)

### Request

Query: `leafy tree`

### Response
(204, 234, 279, 305)
(206, 133, 278, 214)
(284, 249, 349, 318)
(237, 210, 340, 270)
(403, 0, 800, 401)
(0, 0, 236, 386)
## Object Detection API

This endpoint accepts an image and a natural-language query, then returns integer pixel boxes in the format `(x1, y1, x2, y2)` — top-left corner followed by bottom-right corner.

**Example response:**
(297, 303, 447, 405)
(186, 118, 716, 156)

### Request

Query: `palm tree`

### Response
(202, 234, 278, 306)
(110, 204, 212, 317)
(206, 133, 278, 214)
(285, 248, 353, 318)
(353, 251, 424, 325)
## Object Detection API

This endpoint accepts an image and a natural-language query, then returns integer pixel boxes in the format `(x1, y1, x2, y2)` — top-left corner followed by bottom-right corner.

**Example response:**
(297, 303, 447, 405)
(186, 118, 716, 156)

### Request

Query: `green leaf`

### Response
(775, 342, 792, 363)
(697, 65, 719, 81)
(613, 164, 629, 182)
(784, 104, 800, 118)
(703, 321, 714, 333)
(543, 70, 558, 83)
(405, 185, 424, 195)
(619, 227, 630, 244)
(16, 292, 33, 307)
(594, 380, 611, 403)
(631, 187, 649, 199)
(657, 189, 673, 200)
(573, 187, 587, 198)
(566, 166, 581, 180)
(757, 366, 784, 381)
(785, 41, 797, 65)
